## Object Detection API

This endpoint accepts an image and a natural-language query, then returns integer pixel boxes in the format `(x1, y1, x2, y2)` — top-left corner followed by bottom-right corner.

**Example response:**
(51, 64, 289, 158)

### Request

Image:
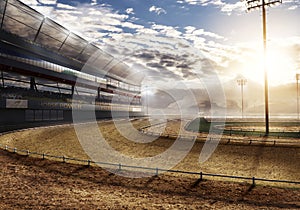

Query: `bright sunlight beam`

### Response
(242, 46, 295, 86)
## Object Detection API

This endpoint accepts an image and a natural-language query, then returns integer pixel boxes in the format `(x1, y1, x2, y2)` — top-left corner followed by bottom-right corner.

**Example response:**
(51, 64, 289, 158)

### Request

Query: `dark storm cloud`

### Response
(160, 60, 175, 67)
(176, 42, 191, 49)
(104, 44, 123, 56)
(176, 64, 189, 69)
(134, 52, 155, 60)
(160, 54, 176, 60)
(147, 62, 166, 70)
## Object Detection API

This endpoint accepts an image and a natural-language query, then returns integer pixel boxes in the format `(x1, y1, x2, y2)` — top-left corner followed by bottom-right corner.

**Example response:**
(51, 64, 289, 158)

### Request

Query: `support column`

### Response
(1, 71, 4, 88)
(97, 87, 101, 100)
(71, 85, 75, 95)
(30, 77, 37, 91)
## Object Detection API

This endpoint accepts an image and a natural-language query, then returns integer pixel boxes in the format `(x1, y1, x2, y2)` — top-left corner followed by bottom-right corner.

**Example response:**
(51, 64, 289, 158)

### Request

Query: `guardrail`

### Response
(1, 144, 299, 187)
(138, 118, 300, 147)
(139, 129, 300, 148)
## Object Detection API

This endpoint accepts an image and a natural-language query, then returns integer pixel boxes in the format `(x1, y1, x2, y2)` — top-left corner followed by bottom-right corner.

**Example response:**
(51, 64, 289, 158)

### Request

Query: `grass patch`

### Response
(186, 117, 300, 138)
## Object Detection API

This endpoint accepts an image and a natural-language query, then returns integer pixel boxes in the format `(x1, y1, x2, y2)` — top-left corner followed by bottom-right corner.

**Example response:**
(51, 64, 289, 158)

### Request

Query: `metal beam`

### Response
(58, 32, 70, 52)
(1, 0, 9, 29)
(75, 41, 89, 60)
(33, 17, 45, 43)
(0, 30, 84, 71)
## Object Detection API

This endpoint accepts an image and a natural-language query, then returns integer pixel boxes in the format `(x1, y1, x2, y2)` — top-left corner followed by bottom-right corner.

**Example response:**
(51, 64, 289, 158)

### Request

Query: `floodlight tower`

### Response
(245, 0, 282, 135)
(296, 74, 300, 120)
(237, 78, 247, 118)
(143, 85, 149, 116)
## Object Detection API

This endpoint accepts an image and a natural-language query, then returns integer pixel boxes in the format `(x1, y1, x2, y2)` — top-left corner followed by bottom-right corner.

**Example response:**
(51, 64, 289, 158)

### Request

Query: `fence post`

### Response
(42, 153, 45, 159)
(252, 177, 256, 186)
(200, 172, 203, 181)
(63, 156, 66, 163)
(119, 163, 122, 171)
(13, 148, 17, 153)
(155, 168, 159, 176)
(87, 160, 91, 167)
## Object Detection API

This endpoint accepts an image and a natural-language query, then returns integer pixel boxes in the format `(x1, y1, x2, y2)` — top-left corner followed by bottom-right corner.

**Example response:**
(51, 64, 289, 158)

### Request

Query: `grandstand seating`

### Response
(0, 0, 143, 127)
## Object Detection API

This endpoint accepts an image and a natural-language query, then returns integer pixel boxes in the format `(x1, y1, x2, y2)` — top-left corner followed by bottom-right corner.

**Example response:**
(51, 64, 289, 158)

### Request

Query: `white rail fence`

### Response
(1, 144, 299, 186)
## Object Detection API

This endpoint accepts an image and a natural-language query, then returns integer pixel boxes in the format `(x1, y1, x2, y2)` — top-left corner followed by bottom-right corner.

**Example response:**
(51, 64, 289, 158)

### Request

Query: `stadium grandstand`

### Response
(0, 0, 143, 130)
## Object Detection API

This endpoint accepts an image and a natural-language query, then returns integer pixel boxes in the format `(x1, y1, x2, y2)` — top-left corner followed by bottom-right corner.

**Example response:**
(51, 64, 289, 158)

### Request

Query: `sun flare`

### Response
(242, 47, 295, 86)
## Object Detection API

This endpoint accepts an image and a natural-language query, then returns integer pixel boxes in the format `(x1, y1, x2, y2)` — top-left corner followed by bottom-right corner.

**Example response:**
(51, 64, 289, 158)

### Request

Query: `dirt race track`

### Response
(0, 119, 299, 209)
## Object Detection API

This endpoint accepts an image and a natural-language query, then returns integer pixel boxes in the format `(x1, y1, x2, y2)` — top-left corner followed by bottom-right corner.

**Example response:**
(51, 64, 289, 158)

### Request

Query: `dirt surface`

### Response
(0, 150, 299, 209)
(0, 119, 299, 209)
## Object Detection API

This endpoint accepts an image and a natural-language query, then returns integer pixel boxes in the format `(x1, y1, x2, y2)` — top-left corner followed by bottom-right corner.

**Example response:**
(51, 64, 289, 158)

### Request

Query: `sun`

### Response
(241, 47, 295, 86)
(266, 51, 294, 85)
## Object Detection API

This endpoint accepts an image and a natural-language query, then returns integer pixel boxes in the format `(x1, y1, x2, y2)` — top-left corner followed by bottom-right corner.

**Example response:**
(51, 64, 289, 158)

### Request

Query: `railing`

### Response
(0, 52, 141, 93)
(1, 144, 299, 186)
(138, 121, 300, 148)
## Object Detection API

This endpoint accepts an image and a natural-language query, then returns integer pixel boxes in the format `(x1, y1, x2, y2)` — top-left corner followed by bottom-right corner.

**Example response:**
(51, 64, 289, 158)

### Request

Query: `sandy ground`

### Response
(0, 118, 299, 209)
(0, 150, 299, 209)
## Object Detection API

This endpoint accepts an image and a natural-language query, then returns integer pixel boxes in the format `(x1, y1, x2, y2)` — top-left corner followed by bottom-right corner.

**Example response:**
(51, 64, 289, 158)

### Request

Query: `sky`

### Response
(20, 0, 300, 116)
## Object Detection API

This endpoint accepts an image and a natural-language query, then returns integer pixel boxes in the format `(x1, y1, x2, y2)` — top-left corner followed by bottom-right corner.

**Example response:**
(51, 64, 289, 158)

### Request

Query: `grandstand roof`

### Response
(0, 0, 138, 85)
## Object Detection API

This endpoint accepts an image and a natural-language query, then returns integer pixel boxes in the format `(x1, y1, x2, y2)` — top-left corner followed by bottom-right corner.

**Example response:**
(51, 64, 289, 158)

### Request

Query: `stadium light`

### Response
(146, 86, 149, 116)
(142, 85, 149, 116)
(237, 78, 247, 119)
(296, 74, 300, 120)
(245, 0, 282, 135)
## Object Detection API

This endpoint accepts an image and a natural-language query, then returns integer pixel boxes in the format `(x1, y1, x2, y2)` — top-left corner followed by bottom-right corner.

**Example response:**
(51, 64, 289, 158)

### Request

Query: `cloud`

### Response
(185, 27, 224, 40)
(220, 1, 245, 16)
(125, 8, 135, 15)
(106, 13, 129, 22)
(149, 5, 167, 15)
(180, 0, 245, 15)
(181, 0, 300, 14)
(136, 28, 159, 35)
(134, 52, 155, 61)
(37, 0, 57, 4)
(121, 22, 144, 30)
(57, 3, 77, 10)
(288, 5, 298, 10)
(151, 24, 182, 38)
(21, 0, 39, 6)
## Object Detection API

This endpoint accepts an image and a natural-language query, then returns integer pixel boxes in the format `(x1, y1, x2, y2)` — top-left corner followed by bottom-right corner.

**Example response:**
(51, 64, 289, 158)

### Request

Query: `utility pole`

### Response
(245, 0, 282, 135)
(237, 78, 247, 119)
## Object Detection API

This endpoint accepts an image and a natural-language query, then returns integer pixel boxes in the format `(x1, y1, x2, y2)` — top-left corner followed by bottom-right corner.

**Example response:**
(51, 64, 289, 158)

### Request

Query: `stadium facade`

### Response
(0, 0, 143, 130)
